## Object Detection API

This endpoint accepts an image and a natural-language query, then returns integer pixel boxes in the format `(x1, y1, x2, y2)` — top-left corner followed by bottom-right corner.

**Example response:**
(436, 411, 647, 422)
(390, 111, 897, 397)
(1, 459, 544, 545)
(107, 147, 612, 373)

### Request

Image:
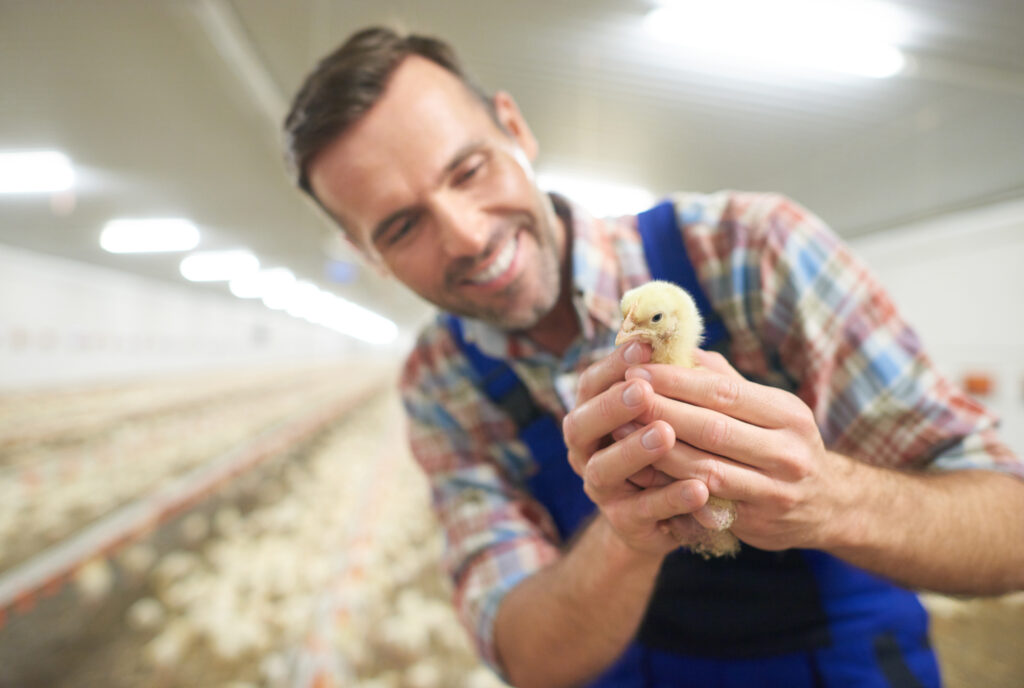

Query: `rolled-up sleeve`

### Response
(399, 326, 561, 674)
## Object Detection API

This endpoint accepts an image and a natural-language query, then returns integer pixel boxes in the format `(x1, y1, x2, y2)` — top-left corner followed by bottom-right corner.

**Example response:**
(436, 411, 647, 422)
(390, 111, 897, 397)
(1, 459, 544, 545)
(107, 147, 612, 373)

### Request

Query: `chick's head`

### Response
(616, 280, 704, 366)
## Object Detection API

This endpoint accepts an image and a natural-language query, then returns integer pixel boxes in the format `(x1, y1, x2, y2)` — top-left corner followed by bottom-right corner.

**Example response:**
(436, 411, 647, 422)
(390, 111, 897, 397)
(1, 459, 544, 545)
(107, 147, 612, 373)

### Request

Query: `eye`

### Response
(455, 163, 481, 185)
(378, 214, 420, 248)
(651, 313, 663, 323)
(454, 156, 487, 186)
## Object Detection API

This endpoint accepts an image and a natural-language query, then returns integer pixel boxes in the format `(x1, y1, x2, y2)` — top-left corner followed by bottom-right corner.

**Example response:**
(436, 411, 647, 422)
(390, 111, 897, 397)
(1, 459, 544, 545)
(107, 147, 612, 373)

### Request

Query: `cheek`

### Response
(386, 243, 446, 291)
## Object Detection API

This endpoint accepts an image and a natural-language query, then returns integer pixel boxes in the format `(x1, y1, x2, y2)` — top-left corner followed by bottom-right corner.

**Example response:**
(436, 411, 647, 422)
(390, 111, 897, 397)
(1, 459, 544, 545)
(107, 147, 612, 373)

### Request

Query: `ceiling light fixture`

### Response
(228, 267, 397, 344)
(0, 150, 76, 194)
(100, 218, 200, 254)
(180, 249, 259, 282)
(645, 0, 907, 79)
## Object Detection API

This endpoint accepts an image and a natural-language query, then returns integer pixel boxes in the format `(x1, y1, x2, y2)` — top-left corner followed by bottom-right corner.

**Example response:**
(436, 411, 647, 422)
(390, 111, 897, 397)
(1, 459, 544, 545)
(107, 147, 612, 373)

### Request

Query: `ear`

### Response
(492, 90, 538, 161)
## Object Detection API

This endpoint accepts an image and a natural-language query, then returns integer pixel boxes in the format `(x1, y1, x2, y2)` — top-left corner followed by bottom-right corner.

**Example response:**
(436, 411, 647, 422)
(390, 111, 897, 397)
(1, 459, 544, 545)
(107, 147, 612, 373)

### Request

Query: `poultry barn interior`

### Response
(1, 1, 1023, 687)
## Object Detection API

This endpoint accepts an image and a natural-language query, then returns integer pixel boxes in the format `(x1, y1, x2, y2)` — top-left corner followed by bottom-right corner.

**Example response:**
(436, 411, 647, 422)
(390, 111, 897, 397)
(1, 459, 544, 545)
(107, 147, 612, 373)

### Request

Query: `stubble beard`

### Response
(440, 212, 562, 331)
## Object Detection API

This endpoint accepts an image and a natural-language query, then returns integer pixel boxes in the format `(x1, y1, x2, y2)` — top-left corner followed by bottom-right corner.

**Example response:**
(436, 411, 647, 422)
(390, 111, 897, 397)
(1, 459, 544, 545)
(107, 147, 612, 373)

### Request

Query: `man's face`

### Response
(308, 57, 565, 331)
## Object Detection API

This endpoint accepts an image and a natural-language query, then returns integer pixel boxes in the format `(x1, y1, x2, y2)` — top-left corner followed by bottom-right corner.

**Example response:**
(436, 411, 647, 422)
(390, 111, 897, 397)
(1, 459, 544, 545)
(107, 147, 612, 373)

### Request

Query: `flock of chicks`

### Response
(2, 367, 506, 688)
(115, 391, 507, 688)
(0, 366, 355, 573)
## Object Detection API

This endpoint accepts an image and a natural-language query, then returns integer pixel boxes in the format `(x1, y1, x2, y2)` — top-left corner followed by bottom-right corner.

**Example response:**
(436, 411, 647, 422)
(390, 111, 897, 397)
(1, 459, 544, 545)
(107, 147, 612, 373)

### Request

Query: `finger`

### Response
(627, 479, 708, 523)
(626, 466, 673, 489)
(648, 396, 791, 474)
(626, 363, 804, 431)
(649, 440, 770, 501)
(576, 342, 651, 406)
(612, 421, 642, 442)
(584, 421, 675, 502)
(563, 379, 655, 459)
(659, 514, 705, 545)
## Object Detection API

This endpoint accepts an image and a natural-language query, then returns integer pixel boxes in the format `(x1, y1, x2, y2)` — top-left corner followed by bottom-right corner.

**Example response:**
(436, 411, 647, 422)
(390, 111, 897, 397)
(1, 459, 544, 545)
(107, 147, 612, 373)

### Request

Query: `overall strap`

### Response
(444, 314, 589, 538)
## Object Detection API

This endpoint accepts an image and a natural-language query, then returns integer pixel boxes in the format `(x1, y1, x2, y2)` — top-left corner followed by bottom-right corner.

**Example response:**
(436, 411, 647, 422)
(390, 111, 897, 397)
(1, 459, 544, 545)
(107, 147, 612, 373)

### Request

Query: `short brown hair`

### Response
(284, 27, 494, 200)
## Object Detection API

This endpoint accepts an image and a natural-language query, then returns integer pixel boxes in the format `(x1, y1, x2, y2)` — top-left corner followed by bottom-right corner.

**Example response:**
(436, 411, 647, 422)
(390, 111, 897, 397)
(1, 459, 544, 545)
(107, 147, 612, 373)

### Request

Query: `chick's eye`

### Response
(651, 313, 663, 323)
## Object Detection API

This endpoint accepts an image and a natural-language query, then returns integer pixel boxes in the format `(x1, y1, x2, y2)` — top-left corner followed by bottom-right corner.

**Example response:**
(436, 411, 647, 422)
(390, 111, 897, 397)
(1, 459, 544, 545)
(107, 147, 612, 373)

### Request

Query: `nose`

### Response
(431, 193, 488, 257)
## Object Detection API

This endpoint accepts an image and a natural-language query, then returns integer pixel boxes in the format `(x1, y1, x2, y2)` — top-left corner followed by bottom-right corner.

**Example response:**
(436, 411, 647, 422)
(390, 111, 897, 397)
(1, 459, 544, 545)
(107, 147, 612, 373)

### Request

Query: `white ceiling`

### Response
(2, 0, 1023, 332)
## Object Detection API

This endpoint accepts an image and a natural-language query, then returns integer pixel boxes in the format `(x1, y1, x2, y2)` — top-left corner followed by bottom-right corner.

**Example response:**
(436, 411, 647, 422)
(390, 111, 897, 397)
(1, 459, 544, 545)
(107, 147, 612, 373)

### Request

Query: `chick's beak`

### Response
(616, 304, 638, 346)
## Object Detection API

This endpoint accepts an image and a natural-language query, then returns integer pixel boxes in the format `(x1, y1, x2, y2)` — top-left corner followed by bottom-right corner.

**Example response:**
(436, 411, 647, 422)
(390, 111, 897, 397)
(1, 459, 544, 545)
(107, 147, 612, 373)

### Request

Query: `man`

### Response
(285, 27, 1024, 687)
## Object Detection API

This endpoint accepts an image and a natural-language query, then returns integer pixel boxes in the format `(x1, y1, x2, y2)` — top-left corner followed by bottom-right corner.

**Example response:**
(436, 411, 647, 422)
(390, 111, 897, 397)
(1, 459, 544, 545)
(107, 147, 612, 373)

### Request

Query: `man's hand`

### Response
(622, 349, 855, 552)
(563, 342, 710, 556)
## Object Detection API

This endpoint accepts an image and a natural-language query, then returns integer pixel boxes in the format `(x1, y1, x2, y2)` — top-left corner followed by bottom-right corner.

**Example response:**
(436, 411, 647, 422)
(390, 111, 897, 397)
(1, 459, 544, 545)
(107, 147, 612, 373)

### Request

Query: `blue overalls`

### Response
(446, 202, 941, 687)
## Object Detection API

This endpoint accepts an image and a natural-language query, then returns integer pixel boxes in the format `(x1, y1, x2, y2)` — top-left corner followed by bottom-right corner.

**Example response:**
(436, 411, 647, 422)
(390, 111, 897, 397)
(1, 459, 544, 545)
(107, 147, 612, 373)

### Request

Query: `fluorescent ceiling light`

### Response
(279, 281, 397, 344)
(100, 218, 200, 254)
(0, 150, 75, 194)
(537, 172, 656, 218)
(228, 267, 294, 301)
(259, 269, 298, 310)
(318, 296, 398, 345)
(645, 0, 907, 79)
(228, 267, 397, 344)
(180, 249, 259, 282)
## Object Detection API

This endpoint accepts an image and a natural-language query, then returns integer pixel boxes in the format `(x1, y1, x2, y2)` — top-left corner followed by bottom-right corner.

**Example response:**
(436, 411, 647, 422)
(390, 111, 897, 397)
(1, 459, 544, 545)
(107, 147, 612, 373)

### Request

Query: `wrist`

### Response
(592, 515, 666, 573)
(819, 453, 887, 552)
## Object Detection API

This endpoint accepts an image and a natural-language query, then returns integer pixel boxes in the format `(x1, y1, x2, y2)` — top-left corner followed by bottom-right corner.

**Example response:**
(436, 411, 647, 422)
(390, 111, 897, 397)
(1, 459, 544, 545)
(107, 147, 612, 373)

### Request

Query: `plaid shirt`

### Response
(399, 191, 1021, 672)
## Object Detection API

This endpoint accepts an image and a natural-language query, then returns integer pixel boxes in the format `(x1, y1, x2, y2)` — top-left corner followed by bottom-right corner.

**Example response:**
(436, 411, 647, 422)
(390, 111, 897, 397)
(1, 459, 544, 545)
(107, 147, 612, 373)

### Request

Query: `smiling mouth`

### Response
(465, 231, 519, 285)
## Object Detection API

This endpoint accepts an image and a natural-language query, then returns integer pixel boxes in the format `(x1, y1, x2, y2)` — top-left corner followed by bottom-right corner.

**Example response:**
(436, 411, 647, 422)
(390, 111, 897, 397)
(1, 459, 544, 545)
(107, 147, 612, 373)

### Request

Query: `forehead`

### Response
(307, 57, 498, 237)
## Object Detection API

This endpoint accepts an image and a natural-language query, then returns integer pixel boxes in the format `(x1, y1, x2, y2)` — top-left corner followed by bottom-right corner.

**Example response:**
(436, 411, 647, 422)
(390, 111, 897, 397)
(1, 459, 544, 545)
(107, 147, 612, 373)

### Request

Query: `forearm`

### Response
(493, 516, 664, 688)
(827, 457, 1024, 595)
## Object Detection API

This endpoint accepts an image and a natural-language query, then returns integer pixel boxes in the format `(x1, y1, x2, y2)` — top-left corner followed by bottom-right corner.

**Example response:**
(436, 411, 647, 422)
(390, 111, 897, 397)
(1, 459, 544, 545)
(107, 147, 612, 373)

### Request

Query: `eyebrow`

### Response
(370, 139, 487, 245)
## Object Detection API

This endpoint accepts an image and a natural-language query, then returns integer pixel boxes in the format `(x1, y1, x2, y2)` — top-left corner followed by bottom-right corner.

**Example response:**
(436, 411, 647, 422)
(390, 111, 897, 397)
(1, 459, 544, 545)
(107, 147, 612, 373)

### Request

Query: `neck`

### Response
(524, 288, 579, 355)
(522, 196, 579, 355)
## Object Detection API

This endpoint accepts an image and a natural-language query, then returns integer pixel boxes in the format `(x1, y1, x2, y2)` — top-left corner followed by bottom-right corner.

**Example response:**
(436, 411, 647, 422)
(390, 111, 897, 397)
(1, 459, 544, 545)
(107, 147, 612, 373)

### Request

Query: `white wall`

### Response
(848, 198, 1024, 458)
(0, 243, 365, 390)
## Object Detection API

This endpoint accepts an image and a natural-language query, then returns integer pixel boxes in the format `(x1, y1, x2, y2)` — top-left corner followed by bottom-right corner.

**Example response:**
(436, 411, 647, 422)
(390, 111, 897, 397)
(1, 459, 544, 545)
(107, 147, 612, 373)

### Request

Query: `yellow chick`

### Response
(616, 280, 740, 558)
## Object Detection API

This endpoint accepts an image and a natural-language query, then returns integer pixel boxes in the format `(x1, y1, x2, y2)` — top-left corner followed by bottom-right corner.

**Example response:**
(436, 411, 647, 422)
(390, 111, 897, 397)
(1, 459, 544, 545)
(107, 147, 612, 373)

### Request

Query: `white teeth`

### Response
(470, 234, 517, 284)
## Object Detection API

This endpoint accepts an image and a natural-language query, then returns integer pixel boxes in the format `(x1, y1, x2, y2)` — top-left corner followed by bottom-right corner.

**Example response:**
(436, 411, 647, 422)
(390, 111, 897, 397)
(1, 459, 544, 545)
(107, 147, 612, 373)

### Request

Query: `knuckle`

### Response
(709, 376, 740, 407)
(700, 457, 727, 495)
(604, 500, 627, 527)
(774, 439, 811, 480)
(576, 367, 599, 403)
(771, 486, 799, 512)
(584, 459, 607, 491)
(566, 449, 584, 477)
(700, 415, 730, 450)
(780, 395, 815, 432)
(596, 387, 618, 420)
(562, 412, 580, 447)
(636, 492, 655, 522)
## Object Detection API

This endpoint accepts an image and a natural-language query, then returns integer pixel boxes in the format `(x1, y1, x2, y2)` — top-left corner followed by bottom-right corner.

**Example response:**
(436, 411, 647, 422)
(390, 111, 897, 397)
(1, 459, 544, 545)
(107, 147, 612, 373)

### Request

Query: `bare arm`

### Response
(826, 461, 1024, 594)
(494, 342, 708, 687)
(494, 517, 663, 688)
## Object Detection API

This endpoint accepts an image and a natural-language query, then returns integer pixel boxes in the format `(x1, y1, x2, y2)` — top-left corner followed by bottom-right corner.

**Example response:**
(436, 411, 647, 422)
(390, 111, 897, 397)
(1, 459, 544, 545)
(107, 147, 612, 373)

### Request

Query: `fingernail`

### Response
(629, 367, 652, 382)
(677, 483, 698, 508)
(623, 342, 643, 364)
(622, 382, 643, 406)
(641, 427, 661, 449)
